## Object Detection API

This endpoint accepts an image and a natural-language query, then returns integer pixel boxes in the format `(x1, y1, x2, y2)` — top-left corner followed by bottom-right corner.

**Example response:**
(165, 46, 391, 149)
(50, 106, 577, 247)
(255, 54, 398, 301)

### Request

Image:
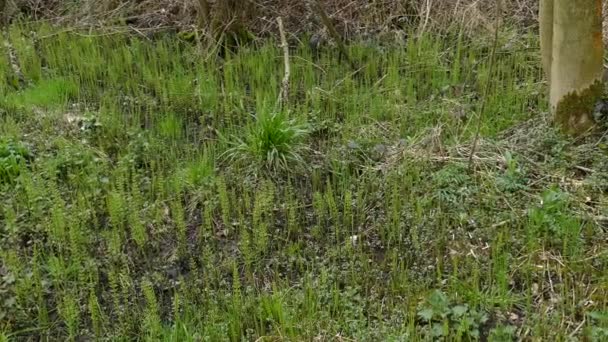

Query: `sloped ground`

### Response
(0, 22, 607, 340)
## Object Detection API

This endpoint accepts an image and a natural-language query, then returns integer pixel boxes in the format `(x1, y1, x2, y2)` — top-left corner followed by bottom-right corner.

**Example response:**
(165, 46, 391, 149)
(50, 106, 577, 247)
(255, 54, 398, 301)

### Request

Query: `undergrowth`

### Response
(0, 22, 607, 341)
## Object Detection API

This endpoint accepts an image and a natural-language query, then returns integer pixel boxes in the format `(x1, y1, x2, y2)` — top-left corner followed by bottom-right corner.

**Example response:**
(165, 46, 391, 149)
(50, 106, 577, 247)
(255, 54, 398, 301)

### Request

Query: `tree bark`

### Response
(197, 0, 211, 32)
(308, 0, 357, 71)
(214, 0, 253, 47)
(215, 0, 246, 34)
(541, 0, 605, 135)
(539, 0, 553, 82)
(0, 0, 7, 28)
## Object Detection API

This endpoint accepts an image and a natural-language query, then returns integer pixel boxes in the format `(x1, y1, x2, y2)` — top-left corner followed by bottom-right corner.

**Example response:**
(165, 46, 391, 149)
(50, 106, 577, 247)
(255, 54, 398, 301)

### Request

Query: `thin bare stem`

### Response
(468, 0, 502, 171)
(277, 17, 290, 107)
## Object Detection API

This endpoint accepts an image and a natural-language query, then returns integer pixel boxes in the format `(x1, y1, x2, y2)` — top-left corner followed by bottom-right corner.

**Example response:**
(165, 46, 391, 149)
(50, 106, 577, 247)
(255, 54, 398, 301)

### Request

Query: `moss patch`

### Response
(554, 79, 603, 135)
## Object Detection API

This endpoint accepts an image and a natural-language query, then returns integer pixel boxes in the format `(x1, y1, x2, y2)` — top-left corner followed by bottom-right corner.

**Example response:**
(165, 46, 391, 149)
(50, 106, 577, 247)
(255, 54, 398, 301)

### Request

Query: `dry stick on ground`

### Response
(308, 0, 358, 71)
(468, 0, 502, 171)
(277, 17, 290, 107)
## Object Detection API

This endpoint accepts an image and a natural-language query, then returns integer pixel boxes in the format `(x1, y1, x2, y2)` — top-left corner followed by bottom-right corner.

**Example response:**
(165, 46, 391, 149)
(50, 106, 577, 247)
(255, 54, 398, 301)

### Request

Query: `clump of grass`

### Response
(172, 153, 215, 191)
(3, 78, 80, 109)
(223, 112, 309, 175)
(0, 139, 32, 184)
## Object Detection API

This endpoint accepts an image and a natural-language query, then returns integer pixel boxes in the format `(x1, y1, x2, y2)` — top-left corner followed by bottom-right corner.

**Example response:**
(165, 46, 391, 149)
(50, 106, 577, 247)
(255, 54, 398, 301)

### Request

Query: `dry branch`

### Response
(277, 17, 290, 106)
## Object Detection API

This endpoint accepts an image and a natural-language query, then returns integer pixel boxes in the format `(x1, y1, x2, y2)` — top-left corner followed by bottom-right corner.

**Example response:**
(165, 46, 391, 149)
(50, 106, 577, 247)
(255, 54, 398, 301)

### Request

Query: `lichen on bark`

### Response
(553, 79, 603, 135)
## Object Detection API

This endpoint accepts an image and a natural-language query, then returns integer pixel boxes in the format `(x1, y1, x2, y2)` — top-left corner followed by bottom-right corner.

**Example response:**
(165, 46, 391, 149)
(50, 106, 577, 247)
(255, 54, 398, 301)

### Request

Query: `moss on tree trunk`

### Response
(554, 80, 603, 135)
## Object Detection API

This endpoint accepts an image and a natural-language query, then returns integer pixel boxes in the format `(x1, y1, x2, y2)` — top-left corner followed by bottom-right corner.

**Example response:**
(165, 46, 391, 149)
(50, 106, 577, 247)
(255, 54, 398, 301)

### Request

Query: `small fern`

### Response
(141, 279, 161, 340)
(88, 289, 104, 338)
(216, 176, 231, 232)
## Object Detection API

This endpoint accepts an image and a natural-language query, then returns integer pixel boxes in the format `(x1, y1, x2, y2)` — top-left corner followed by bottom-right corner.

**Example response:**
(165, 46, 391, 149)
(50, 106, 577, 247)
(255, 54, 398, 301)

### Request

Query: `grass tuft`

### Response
(222, 111, 309, 175)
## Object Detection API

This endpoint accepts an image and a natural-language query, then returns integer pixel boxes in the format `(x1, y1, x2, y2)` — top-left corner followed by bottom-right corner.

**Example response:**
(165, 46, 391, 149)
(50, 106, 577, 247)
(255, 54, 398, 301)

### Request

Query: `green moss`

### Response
(177, 31, 197, 42)
(554, 79, 603, 135)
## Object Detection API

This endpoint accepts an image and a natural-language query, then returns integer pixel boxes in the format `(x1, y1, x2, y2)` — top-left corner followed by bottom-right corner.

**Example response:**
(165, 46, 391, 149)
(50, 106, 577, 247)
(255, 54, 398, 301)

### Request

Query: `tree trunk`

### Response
(215, 0, 246, 34)
(197, 0, 211, 31)
(213, 0, 254, 56)
(540, 0, 605, 135)
(1, 0, 7, 28)
(539, 0, 553, 82)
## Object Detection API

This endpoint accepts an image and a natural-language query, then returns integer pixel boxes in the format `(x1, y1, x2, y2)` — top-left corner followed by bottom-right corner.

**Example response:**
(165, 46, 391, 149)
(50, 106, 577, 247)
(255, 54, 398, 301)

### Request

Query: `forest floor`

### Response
(1, 23, 608, 341)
